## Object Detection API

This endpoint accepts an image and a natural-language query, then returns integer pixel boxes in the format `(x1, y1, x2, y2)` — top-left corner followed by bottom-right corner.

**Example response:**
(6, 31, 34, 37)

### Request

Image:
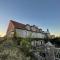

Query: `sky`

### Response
(0, 0, 60, 37)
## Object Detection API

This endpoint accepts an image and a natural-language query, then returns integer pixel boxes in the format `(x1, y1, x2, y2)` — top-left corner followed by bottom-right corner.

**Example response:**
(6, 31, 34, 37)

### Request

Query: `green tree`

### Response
(20, 33, 32, 57)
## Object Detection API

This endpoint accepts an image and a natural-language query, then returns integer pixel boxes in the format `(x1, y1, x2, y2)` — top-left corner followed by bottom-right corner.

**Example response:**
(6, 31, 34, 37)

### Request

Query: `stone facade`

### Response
(6, 20, 51, 39)
(6, 20, 59, 60)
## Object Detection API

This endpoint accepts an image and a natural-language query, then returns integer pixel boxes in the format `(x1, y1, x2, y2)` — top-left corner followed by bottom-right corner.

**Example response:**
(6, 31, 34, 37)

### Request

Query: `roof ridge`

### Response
(10, 20, 25, 26)
(10, 20, 26, 29)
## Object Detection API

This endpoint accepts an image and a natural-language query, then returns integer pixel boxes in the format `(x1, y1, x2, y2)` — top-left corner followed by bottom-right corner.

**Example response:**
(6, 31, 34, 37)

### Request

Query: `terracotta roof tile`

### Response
(9, 20, 43, 33)
(10, 20, 26, 30)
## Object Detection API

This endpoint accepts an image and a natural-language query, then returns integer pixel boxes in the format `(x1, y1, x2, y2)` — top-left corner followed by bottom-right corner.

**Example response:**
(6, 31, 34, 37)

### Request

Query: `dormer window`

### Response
(31, 26, 36, 32)
(39, 29, 42, 33)
(31, 25, 39, 32)
(25, 24, 30, 30)
(36, 28, 39, 32)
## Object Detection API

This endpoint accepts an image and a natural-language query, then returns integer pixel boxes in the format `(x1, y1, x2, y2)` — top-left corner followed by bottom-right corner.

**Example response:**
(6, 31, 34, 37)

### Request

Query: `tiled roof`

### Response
(10, 20, 44, 33)
(10, 20, 26, 30)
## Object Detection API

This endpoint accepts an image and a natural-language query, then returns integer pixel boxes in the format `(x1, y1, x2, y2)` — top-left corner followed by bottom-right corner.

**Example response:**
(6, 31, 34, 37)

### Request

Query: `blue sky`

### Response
(0, 0, 60, 37)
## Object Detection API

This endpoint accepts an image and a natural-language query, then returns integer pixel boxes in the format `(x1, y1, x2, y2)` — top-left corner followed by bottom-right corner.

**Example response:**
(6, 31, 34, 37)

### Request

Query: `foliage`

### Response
(50, 37, 60, 47)
(20, 38, 31, 56)
(44, 38, 50, 43)
(20, 33, 32, 57)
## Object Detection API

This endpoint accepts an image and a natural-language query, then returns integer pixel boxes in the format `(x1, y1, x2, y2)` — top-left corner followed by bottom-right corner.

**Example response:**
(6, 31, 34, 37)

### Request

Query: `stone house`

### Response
(6, 20, 60, 60)
(6, 20, 51, 46)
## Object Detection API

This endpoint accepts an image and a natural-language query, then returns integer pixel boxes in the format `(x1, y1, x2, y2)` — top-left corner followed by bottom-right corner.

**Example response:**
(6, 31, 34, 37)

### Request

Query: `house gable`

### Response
(7, 20, 15, 35)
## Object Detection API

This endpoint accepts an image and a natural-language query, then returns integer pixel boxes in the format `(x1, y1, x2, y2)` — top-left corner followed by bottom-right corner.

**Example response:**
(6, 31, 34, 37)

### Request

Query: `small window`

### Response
(41, 41, 42, 44)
